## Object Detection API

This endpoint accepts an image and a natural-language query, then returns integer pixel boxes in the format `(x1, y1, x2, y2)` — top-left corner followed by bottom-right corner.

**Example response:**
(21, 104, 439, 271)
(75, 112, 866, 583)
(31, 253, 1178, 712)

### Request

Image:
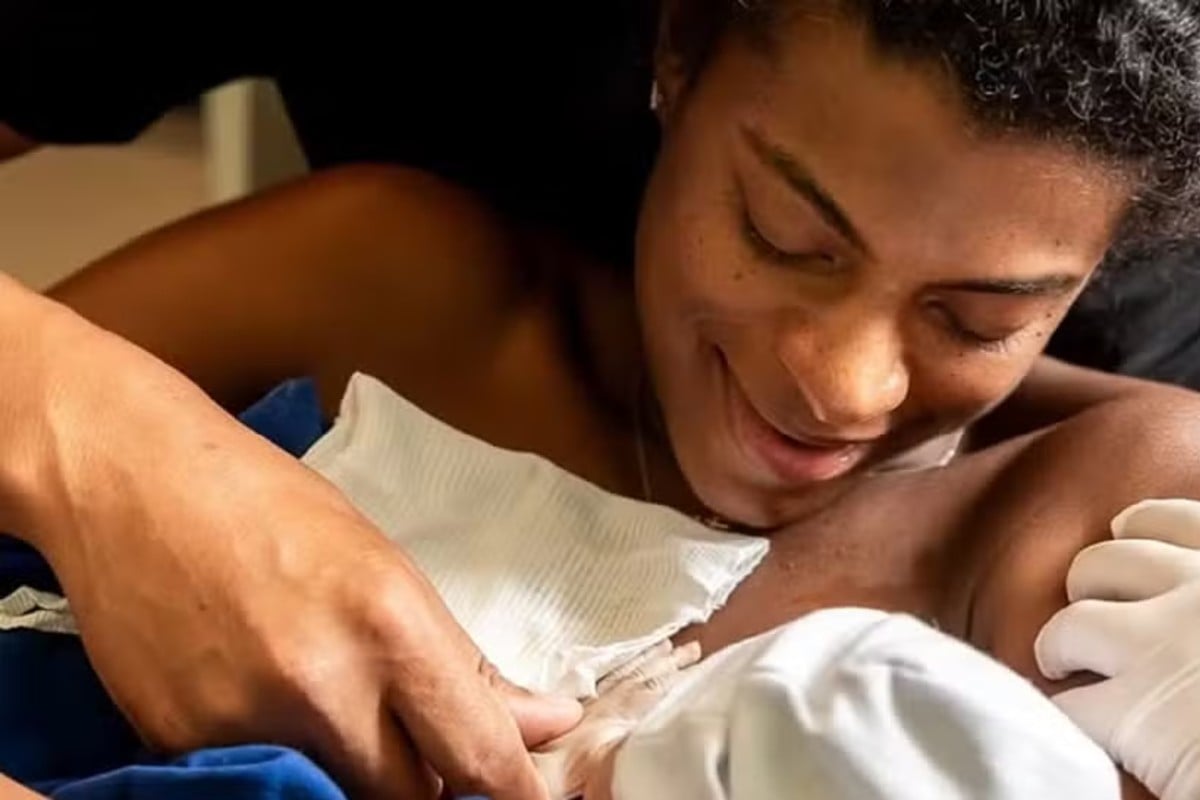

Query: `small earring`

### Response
(649, 80, 664, 112)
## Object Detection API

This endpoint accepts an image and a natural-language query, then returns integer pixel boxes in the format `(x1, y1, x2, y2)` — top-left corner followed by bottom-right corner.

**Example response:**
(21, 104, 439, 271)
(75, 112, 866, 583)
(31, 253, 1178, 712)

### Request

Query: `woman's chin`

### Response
(689, 470, 837, 532)
(672, 427, 869, 530)
(685, 444, 888, 531)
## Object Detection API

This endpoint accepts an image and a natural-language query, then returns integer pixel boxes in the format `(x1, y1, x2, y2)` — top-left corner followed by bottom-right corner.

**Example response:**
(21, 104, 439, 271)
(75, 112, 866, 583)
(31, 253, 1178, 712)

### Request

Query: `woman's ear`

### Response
(652, 0, 695, 127)
(652, 45, 689, 128)
(650, 68, 688, 127)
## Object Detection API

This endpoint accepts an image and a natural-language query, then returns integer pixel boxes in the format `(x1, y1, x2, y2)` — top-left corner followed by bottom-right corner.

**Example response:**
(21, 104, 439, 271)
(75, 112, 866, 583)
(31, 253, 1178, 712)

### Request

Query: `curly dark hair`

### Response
(662, 0, 1200, 248)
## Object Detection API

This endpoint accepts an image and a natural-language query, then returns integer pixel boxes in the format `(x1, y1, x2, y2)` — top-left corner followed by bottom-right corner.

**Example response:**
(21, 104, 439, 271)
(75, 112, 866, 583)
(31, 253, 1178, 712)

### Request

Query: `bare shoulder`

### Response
(961, 394, 1200, 688)
(52, 165, 542, 409)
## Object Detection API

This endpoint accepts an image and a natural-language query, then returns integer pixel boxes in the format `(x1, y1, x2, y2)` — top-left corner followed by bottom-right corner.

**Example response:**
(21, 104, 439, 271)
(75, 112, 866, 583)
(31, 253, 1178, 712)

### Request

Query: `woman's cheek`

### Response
(911, 357, 1030, 421)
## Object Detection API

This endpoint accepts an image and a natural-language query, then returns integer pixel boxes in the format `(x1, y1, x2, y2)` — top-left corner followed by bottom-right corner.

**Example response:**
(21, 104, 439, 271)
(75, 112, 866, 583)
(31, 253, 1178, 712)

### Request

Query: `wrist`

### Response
(0, 278, 222, 559)
(0, 276, 76, 538)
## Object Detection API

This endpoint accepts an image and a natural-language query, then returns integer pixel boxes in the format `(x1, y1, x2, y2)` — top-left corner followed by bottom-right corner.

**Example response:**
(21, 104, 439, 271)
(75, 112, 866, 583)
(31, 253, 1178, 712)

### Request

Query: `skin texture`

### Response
(39, 11, 1192, 800)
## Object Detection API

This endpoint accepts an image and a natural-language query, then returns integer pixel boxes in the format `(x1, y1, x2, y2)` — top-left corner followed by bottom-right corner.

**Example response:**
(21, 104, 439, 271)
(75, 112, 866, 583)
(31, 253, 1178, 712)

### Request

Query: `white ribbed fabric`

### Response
(302, 374, 769, 697)
(0, 586, 76, 635)
(613, 609, 1120, 800)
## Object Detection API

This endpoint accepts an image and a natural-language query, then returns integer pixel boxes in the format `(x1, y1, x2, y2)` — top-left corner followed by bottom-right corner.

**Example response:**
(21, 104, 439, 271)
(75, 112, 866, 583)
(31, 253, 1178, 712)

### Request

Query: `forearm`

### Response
(0, 275, 76, 536)
(0, 275, 254, 558)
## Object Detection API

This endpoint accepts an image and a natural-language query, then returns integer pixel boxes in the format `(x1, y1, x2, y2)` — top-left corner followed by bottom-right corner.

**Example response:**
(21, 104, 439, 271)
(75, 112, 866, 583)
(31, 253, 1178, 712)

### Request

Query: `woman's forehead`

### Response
(708, 16, 1130, 281)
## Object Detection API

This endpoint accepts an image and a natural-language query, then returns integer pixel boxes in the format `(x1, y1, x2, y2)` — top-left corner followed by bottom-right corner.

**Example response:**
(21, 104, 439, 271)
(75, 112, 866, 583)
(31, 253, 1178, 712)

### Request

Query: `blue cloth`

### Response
(0, 379, 386, 800)
(0, 538, 57, 595)
(42, 748, 346, 800)
(237, 377, 329, 458)
(0, 631, 140, 787)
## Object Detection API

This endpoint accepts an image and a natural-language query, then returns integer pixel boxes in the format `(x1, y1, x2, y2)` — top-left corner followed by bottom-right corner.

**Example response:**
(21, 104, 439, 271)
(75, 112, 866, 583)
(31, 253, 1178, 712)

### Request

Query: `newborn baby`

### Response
(0, 376, 1125, 798)
(531, 610, 1117, 800)
(305, 376, 1121, 799)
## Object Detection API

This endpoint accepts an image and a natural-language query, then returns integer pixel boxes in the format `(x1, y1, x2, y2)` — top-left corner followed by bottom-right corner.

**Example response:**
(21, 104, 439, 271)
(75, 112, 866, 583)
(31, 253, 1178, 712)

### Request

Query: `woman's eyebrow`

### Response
(742, 125, 870, 255)
(933, 275, 1081, 296)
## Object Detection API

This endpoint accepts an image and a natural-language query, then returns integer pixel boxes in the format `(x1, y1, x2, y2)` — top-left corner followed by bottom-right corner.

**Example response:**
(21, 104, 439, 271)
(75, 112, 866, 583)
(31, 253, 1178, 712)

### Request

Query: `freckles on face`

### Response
(634, 11, 1131, 522)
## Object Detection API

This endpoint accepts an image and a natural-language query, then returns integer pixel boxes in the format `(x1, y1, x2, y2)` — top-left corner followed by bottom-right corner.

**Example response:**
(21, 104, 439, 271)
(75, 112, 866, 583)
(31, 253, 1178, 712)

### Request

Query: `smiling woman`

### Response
(30, 1, 1200, 799)
(636, 1, 1134, 526)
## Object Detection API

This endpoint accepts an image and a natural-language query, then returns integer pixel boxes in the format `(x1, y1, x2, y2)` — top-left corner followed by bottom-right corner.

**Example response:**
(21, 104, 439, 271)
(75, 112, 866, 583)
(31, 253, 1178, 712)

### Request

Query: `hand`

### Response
(1036, 498, 1200, 800)
(4, 297, 581, 800)
(532, 640, 701, 800)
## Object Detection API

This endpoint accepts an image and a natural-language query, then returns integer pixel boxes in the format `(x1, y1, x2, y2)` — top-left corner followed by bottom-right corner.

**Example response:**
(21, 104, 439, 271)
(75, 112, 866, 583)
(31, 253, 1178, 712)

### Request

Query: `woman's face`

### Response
(636, 12, 1131, 527)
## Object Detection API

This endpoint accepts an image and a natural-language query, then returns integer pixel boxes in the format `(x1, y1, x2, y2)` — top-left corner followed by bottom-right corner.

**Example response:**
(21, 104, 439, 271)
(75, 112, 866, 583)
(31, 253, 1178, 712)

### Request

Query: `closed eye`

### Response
(925, 301, 1017, 353)
(738, 198, 838, 272)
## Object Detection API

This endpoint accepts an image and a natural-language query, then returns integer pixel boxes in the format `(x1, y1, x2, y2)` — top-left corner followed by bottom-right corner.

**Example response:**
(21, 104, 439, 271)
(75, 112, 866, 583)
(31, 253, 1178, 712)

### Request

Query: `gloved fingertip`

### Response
(1034, 617, 1070, 681)
(1112, 498, 1200, 544)
(1110, 501, 1150, 538)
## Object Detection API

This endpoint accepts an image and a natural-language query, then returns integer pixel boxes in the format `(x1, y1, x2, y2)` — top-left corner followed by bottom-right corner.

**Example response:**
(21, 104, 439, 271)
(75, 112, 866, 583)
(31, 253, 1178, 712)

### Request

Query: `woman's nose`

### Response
(775, 314, 909, 430)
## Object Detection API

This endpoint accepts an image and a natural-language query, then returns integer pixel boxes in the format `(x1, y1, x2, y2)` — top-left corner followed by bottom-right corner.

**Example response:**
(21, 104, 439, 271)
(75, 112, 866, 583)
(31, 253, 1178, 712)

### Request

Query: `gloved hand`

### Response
(1036, 498, 1200, 800)
(531, 640, 702, 800)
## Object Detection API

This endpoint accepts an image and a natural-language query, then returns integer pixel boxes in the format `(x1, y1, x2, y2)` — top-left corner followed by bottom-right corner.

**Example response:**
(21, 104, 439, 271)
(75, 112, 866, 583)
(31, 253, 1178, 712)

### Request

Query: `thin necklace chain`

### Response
(632, 374, 735, 531)
(633, 371, 654, 503)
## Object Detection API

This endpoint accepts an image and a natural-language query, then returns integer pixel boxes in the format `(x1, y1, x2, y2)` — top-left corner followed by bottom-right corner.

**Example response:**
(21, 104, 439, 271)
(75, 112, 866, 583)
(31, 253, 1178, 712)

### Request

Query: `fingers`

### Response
(387, 656, 552, 800)
(532, 643, 701, 800)
(586, 641, 701, 726)
(320, 701, 438, 800)
(637, 663, 689, 696)
(365, 560, 565, 800)
(1068, 539, 1200, 602)
(597, 641, 672, 695)
(1039, 581, 1200, 678)
(373, 714, 440, 800)
(597, 640, 702, 696)
(1035, 599, 1149, 680)
(1113, 499, 1200, 548)
(495, 678, 584, 748)
(636, 641, 701, 694)
(581, 745, 620, 800)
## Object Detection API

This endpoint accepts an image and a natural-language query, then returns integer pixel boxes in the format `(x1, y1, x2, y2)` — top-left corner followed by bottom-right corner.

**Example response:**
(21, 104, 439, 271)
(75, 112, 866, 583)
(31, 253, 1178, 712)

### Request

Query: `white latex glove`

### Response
(1036, 498, 1200, 800)
(531, 640, 702, 800)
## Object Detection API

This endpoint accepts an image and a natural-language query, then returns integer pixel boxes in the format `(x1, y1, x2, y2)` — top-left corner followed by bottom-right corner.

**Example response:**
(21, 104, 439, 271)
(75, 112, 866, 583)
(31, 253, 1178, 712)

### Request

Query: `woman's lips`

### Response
(722, 362, 870, 485)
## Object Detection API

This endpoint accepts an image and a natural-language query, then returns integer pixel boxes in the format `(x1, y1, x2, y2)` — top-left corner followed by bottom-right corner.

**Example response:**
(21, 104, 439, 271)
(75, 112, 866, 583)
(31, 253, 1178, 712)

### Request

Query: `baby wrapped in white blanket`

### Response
(302, 375, 1119, 799)
(1, 373, 1115, 797)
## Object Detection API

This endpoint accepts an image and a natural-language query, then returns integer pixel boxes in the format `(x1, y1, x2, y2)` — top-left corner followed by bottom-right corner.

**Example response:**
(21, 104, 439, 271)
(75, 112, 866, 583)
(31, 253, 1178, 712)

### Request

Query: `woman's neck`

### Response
(529, 229, 713, 516)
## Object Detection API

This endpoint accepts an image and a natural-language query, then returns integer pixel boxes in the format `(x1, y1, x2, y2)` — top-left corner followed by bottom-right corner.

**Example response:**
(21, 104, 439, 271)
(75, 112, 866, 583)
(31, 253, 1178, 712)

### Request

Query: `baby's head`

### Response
(634, 0, 1200, 526)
